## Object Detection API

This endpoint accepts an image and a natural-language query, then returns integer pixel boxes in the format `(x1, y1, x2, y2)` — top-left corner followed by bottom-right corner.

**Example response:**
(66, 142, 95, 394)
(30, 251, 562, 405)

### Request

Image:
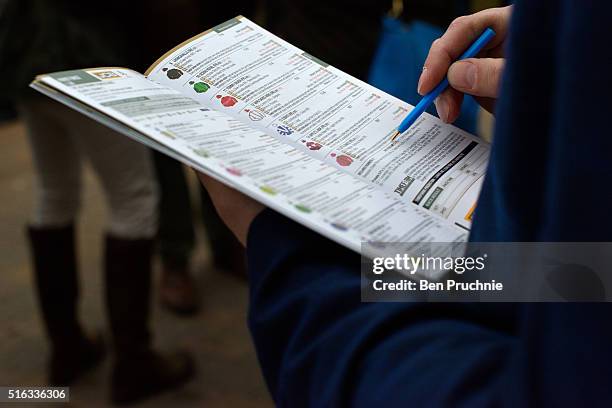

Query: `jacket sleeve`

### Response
(246, 209, 515, 407)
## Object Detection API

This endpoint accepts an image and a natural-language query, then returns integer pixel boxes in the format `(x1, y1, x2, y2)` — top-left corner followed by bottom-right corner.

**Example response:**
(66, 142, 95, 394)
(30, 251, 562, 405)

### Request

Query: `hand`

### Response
(418, 6, 513, 123)
(197, 172, 265, 246)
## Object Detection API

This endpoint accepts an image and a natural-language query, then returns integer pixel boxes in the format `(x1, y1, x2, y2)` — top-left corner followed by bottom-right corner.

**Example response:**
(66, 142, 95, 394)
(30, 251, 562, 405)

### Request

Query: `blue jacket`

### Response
(246, 1, 612, 406)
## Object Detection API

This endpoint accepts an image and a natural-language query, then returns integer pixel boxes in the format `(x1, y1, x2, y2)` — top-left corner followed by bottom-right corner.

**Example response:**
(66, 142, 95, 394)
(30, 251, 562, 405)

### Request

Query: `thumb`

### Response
(447, 58, 505, 98)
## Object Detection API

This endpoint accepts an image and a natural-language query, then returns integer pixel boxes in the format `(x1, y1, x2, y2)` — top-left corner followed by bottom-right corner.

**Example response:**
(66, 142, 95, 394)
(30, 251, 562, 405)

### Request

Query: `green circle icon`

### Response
(193, 82, 210, 93)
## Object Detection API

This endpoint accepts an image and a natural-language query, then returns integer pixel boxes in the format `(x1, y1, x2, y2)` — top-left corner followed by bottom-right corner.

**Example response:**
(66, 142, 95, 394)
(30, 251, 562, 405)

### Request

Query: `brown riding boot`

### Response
(104, 234, 195, 405)
(27, 224, 105, 386)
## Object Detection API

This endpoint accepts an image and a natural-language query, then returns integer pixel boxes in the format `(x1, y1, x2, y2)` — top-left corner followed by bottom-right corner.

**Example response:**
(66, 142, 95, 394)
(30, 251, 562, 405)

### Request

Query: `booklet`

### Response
(31, 16, 488, 259)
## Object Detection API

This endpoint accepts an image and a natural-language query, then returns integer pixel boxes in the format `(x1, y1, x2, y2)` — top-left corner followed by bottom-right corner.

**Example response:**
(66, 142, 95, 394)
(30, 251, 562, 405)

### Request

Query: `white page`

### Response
(146, 16, 487, 230)
(36, 68, 466, 258)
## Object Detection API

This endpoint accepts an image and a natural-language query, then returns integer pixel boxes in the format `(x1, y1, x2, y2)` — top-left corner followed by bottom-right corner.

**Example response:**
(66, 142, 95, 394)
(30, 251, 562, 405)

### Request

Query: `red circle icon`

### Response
(336, 155, 353, 167)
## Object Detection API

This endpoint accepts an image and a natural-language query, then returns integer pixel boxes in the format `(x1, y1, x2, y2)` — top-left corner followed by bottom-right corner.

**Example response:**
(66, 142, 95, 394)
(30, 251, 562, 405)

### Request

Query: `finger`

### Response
(418, 6, 512, 95)
(434, 87, 463, 123)
(447, 58, 505, 98)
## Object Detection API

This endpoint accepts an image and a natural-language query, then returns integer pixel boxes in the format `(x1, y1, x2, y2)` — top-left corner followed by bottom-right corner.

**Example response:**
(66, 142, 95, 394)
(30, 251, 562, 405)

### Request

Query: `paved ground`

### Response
(0, 120, 272, 407)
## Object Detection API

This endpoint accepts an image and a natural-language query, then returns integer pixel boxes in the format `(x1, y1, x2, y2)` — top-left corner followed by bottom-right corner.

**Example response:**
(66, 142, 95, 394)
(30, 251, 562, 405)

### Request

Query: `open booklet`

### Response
(31, 16, 488, 259)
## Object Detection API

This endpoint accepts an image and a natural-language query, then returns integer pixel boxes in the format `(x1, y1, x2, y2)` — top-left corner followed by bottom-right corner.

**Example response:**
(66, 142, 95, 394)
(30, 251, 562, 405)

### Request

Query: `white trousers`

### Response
(19, 96, 158, 239)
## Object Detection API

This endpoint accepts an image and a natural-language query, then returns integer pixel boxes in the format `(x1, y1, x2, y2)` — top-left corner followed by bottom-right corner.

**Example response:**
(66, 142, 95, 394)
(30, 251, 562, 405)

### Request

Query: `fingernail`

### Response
(417, 66, 428, 95)
(453, 61, 477, 90)
(435, 97, 449, 122)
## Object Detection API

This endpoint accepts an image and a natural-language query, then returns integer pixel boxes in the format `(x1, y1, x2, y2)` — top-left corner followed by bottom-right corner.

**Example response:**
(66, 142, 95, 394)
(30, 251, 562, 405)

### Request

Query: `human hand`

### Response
(197, 172, 265, 246)
(418, 6, 513, 122)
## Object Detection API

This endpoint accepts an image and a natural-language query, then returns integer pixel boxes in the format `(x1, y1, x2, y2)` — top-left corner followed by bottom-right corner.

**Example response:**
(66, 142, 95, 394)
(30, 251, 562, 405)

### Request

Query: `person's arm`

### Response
(246, 209, 515, 407)
(196, 9, 520, 406)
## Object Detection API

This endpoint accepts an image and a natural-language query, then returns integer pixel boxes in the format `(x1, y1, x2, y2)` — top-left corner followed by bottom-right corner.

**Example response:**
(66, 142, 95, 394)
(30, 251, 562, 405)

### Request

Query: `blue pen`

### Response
(391, 27, 496, 142)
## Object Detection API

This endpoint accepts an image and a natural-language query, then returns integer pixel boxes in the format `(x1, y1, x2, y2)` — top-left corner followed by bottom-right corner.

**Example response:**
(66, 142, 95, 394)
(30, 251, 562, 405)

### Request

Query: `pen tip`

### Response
(390, 130, 400, 142)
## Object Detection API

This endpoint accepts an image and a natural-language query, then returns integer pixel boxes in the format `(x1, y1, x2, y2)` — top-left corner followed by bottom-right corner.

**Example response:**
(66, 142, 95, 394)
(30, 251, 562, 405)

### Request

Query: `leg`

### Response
(72, 110, 158, 352)
(20, 97, 81, 228)
(19, 97, 105, 385)
(71, 113, 194, 403)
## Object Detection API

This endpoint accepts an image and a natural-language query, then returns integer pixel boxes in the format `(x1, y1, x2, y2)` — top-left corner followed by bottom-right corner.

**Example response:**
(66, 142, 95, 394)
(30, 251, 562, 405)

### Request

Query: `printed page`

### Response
(34, 68, 467, 257)
(146, 16, 487, 230)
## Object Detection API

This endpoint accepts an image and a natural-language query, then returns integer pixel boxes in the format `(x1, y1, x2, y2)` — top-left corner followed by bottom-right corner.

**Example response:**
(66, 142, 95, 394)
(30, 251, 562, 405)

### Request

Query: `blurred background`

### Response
(0, 0, 501, 406)
(0, 123, 270, 407)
